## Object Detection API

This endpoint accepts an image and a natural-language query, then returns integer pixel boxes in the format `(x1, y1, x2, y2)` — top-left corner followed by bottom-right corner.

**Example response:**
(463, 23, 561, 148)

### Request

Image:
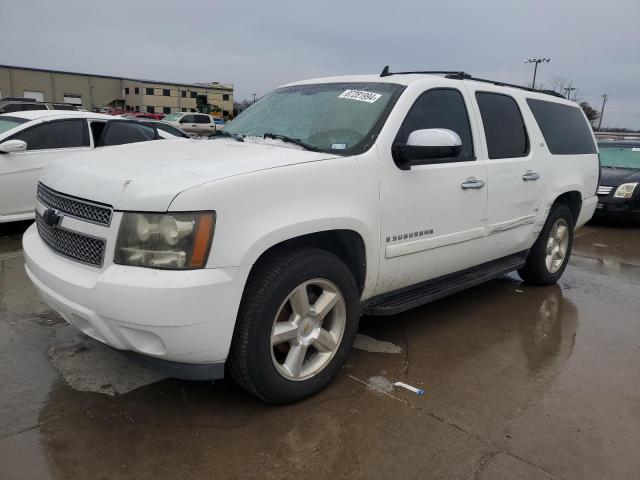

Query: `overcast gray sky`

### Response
(3, 0, 639, 128)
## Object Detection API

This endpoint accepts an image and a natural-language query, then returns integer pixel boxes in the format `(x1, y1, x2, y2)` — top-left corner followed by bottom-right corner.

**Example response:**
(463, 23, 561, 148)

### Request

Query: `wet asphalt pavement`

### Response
(1, 221, 639, 479)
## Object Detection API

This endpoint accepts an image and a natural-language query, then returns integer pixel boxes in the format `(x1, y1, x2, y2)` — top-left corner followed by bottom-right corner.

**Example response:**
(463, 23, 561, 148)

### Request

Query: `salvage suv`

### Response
(23, 68, 599, 403)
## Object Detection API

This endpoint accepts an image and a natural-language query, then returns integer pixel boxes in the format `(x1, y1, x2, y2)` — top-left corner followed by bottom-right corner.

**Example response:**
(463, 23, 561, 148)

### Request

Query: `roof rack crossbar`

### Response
(379, 65, 566, 99)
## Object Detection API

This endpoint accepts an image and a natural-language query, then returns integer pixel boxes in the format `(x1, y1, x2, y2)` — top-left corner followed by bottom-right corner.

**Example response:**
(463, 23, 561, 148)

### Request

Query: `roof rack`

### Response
(379, 65, 566, 99)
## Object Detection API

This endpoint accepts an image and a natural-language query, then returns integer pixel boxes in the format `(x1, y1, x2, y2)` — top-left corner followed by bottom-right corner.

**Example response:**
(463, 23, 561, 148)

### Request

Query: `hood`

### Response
(599, 166, 640, 186)
(41, 138, 337, 211)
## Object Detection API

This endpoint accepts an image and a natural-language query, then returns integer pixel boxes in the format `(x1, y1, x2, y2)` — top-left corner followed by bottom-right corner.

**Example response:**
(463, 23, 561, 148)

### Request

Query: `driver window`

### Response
(395, 89, 474, 162)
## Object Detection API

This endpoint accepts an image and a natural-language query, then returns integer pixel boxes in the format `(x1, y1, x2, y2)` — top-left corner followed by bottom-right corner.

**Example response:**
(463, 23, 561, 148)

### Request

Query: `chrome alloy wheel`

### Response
(270, 278, 346, 381)
(545, 218, 570, 274)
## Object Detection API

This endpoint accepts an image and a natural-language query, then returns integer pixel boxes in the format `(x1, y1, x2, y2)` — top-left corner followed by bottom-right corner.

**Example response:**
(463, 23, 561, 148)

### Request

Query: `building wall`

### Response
(0, 66, 233, 117)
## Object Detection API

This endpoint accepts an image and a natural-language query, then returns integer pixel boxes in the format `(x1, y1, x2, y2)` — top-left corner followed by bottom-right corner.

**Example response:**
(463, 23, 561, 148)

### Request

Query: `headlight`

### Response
(115, 212, 215, 269)
(613, 183, 638, 199)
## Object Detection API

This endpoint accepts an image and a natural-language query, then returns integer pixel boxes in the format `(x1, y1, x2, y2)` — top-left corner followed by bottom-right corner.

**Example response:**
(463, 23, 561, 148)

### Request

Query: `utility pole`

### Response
(597, 94, 608, 131)
(252, 93, 257, 104)
(563, 87, 577, 101)
(525, 58, 550, 89)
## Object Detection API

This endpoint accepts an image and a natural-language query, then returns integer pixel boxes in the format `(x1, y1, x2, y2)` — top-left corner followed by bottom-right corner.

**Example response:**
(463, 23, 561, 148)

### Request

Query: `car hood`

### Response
(600, 166, 640, 186)
(41, 138, 338, 211)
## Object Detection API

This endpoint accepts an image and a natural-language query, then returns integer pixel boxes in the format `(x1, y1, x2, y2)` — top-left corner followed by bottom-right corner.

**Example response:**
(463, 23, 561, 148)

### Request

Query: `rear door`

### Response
(466, 86, 544, 254)
(194, 114, 216, 136)
(0, 119, 90, 217)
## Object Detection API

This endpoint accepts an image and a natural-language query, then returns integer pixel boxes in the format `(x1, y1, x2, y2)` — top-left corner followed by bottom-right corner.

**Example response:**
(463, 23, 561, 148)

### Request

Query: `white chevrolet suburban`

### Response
(23, 68, 599, 403)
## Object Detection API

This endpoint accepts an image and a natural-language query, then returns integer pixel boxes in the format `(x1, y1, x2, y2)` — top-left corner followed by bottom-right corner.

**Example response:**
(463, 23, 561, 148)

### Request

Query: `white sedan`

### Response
(0, 110, 185, 223)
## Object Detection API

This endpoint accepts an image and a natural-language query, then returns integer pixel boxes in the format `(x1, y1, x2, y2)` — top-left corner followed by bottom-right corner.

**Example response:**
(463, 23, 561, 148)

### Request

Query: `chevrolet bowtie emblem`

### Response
(43, 208, 63, 227)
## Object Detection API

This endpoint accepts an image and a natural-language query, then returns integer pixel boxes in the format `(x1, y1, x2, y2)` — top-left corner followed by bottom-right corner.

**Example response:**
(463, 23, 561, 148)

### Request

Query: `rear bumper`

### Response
(23, 223, 251, 373)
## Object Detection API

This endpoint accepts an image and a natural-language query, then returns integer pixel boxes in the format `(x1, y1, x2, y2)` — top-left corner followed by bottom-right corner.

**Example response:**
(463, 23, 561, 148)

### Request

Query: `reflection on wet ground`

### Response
(1, 222, 639, 479)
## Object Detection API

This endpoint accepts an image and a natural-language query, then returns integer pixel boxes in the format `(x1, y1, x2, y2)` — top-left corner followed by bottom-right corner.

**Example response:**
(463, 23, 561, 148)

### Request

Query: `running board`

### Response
(362, 251, 528, 316)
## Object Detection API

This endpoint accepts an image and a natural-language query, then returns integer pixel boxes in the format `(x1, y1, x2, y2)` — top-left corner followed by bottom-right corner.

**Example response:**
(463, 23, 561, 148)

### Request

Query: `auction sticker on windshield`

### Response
(338, 90, 382, 103)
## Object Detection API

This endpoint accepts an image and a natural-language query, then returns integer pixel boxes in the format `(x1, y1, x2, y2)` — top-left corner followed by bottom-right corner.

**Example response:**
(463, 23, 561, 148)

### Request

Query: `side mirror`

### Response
(392, 129, 462, 170)
(0, 139, 27, 154)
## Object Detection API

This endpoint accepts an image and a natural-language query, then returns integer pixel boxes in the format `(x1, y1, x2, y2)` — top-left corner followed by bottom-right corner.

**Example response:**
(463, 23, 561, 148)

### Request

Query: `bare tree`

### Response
(579, 102, 600, 123)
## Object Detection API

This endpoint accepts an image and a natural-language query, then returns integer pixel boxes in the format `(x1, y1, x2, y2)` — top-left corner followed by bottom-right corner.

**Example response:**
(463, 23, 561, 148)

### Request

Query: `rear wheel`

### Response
(228, 247, 360, 404)
(518, 204, 574, 285)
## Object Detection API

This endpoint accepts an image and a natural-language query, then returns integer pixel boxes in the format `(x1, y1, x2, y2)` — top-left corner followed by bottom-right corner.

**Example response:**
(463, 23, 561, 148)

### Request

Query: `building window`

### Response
(223, 110, 229, 117)
(190, 91, 197, 99)
(223, 94, 230, 101)
(181, 108, 186, 112)
(190, 108, 196, 112)
(135, 105, 140, 112)
(134, 87, 140, 94)
(146, 88, 155, 95)
(147, 106, 155, 113)
(163, 106, 171, 114)
(126, 105, 131, 111)
(163, 89, 170, 96)
(181, 90, 187, 98)
(125, 87, 130, 94)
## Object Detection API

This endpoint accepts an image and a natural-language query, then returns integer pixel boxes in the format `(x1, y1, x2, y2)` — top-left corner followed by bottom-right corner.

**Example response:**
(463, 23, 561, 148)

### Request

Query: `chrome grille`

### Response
(36, 214, 106, 267)
(37, 183, 113, 225)
(597, 185, 614, 196)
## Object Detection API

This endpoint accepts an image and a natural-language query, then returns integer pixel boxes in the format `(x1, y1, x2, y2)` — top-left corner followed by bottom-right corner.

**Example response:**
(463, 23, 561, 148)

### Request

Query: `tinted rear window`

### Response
(476, 92, 528, 159)
(526, 99, 596, 155)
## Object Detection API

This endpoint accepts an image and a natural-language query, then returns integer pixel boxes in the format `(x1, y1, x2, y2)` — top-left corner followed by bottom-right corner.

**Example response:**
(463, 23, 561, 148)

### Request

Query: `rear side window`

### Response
(395, 88, 474, 162)
(194, 114, 211, 124)
(99, 122, 156, 146)
(181, 114, 195, 123)
(11, 119, 89, 150)
(526, 99, 597, 155)
(476, 92, 528, 159)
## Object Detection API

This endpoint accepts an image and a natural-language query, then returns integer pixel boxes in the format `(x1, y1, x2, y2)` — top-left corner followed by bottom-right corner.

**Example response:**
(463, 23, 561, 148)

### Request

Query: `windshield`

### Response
(0, 116, 28, 135)
(224, 82, 404, 154)
(599, 145, 640, 169)
(163, 113, 183, 122)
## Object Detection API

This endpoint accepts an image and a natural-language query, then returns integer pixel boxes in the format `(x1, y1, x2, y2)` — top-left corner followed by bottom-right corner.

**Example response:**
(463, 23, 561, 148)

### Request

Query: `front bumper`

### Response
(593, 198, 640, 222)
(23, 224, 251, 377)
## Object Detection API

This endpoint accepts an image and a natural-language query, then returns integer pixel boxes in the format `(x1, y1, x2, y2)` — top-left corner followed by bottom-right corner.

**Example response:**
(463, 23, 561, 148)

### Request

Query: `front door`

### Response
(376, 87, 489, 295)
(0, 119, 91, 217)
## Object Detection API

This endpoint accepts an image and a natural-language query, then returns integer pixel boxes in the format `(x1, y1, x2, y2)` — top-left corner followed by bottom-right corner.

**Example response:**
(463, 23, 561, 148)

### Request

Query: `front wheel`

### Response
(518, 204, 574, 285)
(228, 247, 360, 404)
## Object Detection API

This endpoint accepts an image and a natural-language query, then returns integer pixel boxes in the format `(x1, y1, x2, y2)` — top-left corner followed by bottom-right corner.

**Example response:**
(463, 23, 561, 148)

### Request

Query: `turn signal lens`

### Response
(115, 212, 215, 269)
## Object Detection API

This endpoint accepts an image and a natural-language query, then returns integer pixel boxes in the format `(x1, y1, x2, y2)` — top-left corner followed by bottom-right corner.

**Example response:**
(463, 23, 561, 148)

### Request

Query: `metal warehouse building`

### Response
(0, 65, 234, 117)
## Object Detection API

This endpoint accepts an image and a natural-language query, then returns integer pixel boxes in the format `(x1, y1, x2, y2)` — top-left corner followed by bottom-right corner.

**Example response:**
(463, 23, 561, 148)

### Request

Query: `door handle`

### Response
(522, 170, 540, 181)
(461, 177, 486, 190)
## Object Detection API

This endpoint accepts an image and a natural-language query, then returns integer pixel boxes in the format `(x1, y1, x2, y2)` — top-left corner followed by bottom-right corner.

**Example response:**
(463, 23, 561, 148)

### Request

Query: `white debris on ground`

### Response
(353, 334, 402, 354)
(47, 328, 164, 396)
(366, 376, 395, 394)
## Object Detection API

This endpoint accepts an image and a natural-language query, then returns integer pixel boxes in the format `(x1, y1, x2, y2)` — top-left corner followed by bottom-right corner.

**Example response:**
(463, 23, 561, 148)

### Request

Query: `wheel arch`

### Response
(552, 190, 582, 226)
(246, 229, 369, 295)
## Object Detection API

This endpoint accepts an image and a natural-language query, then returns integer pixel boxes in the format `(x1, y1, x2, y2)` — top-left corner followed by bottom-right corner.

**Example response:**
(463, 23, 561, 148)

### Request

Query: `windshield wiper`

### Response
(263, 133, 318, 152)
(215, 130, 244, 142)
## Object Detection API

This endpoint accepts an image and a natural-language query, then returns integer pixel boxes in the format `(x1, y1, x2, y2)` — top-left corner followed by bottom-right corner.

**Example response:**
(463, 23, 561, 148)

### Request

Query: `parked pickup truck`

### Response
(23, 68, 599, 403)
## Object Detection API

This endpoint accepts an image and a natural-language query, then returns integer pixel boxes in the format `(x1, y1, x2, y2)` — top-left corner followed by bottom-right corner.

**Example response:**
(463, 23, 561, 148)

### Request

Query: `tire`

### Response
(518, 204, 574, 285)
(228, 246, 360, 404)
